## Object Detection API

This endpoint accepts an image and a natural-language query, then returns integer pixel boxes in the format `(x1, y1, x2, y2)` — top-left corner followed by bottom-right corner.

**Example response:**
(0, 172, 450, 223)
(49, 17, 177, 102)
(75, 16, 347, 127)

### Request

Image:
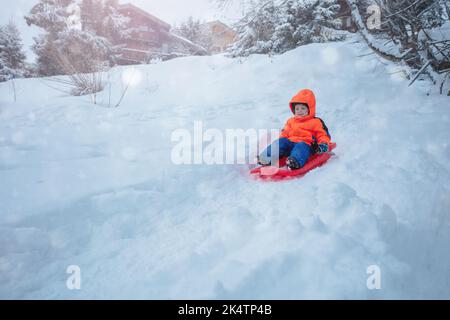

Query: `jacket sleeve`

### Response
(279, 119, 291, 139)
(313, 119, 331, 145)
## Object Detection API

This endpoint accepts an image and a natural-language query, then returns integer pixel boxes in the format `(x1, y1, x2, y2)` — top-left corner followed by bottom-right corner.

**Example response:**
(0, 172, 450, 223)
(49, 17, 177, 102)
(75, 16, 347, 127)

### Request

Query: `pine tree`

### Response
(31, 33, 62, 76)
(100, 0, 131, 64)
(229, 0, 280, 56)
(25, 0, 131, 76)
(25, 0, 72, 33)
(25, 0, 74, 75)
(228, 0, 343, 57)
(101, 0, 131, 44)
(174, 17, 203, 43)
(173, 16, 214, 53)
(80, 0, 96, 33)
(0, 22, 27, 82)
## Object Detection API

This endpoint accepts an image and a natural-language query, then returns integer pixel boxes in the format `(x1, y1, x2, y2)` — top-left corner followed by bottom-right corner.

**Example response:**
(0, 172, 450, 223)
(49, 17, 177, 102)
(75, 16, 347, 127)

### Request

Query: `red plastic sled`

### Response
(250, 142, 336, 181)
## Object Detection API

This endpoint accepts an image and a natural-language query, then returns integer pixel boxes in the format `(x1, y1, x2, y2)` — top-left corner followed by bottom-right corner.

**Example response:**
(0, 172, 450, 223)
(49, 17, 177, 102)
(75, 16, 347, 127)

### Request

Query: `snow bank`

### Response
(0, 37, 449, 299)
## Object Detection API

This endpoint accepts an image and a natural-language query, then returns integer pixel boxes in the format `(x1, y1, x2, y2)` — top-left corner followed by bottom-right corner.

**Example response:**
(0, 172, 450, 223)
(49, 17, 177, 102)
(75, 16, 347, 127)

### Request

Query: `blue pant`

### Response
(259, 138, 312, 167)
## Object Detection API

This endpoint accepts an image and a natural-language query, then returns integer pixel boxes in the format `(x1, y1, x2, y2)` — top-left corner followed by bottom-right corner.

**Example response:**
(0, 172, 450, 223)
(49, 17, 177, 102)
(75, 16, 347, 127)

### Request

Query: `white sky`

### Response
(0, 0, 244, 62)
(128, 0, 244, 25)
(0, 0, 38, 61)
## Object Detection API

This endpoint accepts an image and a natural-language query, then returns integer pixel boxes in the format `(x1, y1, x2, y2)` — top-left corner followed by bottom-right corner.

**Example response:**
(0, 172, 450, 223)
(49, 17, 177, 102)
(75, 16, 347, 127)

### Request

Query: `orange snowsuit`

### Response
(280, 89, 331, 146)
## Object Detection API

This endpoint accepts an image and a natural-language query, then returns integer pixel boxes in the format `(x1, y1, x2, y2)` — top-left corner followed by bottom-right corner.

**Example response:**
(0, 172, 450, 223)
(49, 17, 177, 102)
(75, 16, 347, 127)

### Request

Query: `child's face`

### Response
(294, 104, 309, 117)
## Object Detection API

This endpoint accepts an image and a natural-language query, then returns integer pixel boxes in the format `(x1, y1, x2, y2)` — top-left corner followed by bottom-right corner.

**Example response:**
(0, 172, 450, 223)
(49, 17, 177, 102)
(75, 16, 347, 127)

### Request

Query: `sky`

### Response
(128, 0, 244, 25)
(0, 0, 38, 61)
(0, 0, 244, 62)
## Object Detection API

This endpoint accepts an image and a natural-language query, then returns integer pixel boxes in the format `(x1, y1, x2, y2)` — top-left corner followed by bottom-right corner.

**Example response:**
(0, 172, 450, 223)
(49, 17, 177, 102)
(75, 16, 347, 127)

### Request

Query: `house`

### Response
(117, 3, 208, 64)
(199, 20, 237, 54)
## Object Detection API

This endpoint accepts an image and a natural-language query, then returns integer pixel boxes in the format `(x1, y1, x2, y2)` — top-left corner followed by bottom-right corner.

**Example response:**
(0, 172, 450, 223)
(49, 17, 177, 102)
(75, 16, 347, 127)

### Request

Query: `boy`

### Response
(258, 89, 331, 170)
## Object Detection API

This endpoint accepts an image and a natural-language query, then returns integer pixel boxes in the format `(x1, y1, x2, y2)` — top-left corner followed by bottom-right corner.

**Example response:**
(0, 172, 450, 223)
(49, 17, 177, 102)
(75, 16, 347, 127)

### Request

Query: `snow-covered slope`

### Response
(1, 37, 449, 299)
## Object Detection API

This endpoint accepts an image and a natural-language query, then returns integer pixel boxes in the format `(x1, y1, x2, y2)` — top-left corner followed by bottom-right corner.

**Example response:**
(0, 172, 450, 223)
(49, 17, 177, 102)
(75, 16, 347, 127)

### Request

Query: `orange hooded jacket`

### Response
(280, 89, 331, 145)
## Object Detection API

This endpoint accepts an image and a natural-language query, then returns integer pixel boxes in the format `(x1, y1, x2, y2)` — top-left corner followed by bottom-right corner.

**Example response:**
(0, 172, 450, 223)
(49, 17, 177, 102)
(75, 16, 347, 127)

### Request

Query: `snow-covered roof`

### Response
(167, 32, 209, 55)
(200, 20, 235, 33)
(118, 3, 171, 31)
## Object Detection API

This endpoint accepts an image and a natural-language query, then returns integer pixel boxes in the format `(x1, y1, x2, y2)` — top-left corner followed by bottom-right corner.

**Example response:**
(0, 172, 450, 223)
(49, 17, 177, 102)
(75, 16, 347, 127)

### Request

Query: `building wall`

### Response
(201, 22, 237, 54)
(118, 7, 167, 63)
(117, 4, 208, 64)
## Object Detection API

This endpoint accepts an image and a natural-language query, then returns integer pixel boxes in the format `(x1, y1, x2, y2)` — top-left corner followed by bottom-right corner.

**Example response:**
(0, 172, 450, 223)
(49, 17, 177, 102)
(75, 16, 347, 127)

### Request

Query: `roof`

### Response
(167, 33, 209, 55)
(201, 20, 234, 31)
(199, 20, 236, 36)
(118, 3, 171, 31)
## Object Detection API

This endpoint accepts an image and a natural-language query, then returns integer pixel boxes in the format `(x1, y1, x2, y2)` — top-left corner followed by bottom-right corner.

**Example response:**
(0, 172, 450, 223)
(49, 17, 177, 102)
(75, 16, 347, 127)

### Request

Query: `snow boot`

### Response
(257, 155, 271, 166)
(286, 156, 301, 170)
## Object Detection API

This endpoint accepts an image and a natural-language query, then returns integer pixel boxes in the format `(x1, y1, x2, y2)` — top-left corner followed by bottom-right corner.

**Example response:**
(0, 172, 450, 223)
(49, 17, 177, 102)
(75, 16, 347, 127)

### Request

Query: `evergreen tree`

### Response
(173, 16, 213, 53)
(229, 0, 343, 57)
(0, 22, 27, 82)
(31, 33, 62, 76)
(229, 0, 280, 56)
(174, 17, 203, 43)
(25, 0, 72, 33)
(100, 0, 131, 64)
(80, 0, 96, 32)
(25, 0, 131, 76)
(26, 0, 74, 75)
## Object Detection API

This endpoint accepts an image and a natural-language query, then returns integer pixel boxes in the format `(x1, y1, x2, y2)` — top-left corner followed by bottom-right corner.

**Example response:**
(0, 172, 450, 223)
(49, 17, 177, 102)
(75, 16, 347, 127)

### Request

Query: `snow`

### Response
(1, 36, 450, 299)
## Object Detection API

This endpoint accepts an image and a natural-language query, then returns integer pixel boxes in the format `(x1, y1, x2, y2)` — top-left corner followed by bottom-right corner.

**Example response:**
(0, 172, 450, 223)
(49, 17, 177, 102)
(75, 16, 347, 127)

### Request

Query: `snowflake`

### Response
(122, 67, 142, 87)
(320, 46, 339, 66)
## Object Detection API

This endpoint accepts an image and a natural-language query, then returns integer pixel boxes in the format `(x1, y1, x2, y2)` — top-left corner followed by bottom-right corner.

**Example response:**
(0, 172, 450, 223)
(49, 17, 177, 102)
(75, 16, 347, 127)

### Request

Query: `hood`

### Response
(289, 89, 316, 120)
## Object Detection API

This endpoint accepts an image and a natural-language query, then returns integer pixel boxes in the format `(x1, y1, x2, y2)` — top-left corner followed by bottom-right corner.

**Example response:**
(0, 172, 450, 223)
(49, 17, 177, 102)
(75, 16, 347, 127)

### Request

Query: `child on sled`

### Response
(258, 89, 331, 170)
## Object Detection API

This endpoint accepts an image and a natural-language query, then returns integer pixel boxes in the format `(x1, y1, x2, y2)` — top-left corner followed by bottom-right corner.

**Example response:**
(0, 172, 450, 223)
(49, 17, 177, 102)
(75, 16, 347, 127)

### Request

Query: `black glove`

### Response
(317, 143, 329, 154)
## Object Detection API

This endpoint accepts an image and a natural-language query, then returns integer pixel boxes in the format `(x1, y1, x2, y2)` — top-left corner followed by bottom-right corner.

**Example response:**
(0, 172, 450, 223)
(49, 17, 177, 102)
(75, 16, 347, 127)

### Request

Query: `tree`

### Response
(173, 16, 212, 52)
(222, 0, 449, 94)
(174, 17, 202, 43)
(80, 0, 96, 32)
(26, 0, 75, 75)
(99, 0, 132, 64)
(25, 0, 131, 76)
(0, 22, 27, 82)
(228, 0, 280, 56)
(272, 0, 343, 52)
(345, 0, 450, 94)
(101, 0, 131, 44)
(228, 0, 343, 57)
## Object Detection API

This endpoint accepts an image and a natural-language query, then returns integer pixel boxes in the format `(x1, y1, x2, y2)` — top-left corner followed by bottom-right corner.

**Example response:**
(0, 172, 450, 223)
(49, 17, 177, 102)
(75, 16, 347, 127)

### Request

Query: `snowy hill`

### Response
(0, 37, 449, 299)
